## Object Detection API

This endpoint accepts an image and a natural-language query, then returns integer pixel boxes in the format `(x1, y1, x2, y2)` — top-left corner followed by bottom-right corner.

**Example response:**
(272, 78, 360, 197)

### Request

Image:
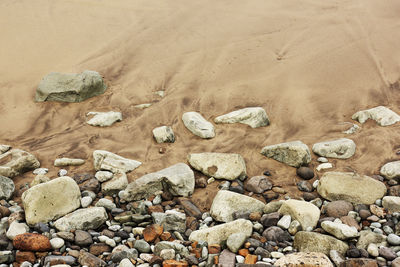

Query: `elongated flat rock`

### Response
(54, 207, 108, 231)
(380, 161, 400, 180)
(182, 112, 215, 139)
(86, 111, 122, 127)
(187, 153, 246, 180)
(293, 231, 349, 255)
(54, 158, 85, 167)
(317, 172, 386, 204)
(0, 149, 40, 178)
(312, 138, 356, 159)
(214, 107, 270, 128)
(93, 150, 141, 173)
(352, 106, 400, 126)
(261, 141, 311, 167)
(210, 190, 265, 222)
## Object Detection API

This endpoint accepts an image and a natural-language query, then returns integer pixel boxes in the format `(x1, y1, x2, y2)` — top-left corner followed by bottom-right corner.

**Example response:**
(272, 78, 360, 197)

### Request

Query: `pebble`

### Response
(50, 238, 64, 249)
(317, 157, 328, 163)
(236, 255, 245, 263)
(81, 196, 93, 208)
(277, 215, 291, 229)
(388, 234, 400, 245)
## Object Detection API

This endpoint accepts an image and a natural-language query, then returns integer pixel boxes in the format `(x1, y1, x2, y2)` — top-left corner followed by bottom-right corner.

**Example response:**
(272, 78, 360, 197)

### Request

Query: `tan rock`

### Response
(293, 231, 349, 255)
(261, 141, 311, 167)
(275, 252, 334, 267)
(0, 149, 40, 178)
(278, 199, 320, 230)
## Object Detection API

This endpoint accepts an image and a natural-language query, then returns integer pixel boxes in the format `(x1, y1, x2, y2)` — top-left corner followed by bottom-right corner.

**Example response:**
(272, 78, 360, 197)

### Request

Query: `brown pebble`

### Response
(143, 224, 164, 242)
(13, 233, 51, 252)
(208, 244, 221, 254)
(16, 251, 36, 264)
(162, 260, 188, 267)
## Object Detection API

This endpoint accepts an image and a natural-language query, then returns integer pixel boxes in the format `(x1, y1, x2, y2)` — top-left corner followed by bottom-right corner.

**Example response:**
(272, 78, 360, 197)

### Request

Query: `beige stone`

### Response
(278, 199, 320, 230)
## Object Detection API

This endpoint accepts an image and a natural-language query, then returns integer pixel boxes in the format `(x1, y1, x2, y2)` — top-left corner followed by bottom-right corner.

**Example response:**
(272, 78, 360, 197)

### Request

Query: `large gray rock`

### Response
(0, 176, 14, 200)
(35, 70, 107, 102)
(0, 149, 40, 178)
(54, 158, 85, 167)
(0, 145, 10, 155)
(54, 207, 108, 231)
(189, 219, 253, 245)
(187, 153, 246, 180)
(101, 172, 128, 195)
(210, 190, 265, 222)
(22, 176, 81, 225)
(152, 126, 175, 143)
(317, 172, 386, 204)
(93, 150, 141, 173)
(152, 210, 186, 233)
(380, 161, 400, 180)
(321, 221, 359, 240)
(182, 112, 215, 139)
(312, 138, 356, 159)
(214, 107, 270, 128)
(352, 106, 400, 126)
(293, 231, 349, 255)
(278, 199, 320, 230)
(86, 111, 122, 127)
(261, 141, 311, 167)
(120, 163, 194, 201)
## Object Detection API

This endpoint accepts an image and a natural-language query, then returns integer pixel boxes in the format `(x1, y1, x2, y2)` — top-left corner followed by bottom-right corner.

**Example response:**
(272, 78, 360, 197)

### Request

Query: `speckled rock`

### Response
(261, 141, 311, 168)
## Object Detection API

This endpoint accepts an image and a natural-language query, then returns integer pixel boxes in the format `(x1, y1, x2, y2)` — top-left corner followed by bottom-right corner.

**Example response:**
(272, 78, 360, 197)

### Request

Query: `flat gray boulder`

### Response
(120, 163, 194, 201)
(312, 138, 356, 159)
(0, 149, 40, 178)
(187, 153, 246, 180)
(210, 190, 265, 222)
(22, 176, 81, 225)
(35, 70, 107, 102)
(0, 176, 14, 200)
(152, 126, 175, 143)
(182, 112, 215, 139)
(261, 141, 311, 167)
(380, 161, 400, 180)
(86, 111, 122, 127)
(352, 106, 400, 126)
(101, 172, 128, 195)
(214, 107, 270, 128)
(189, 219, 252, 245)
(317, 172, 386, 204)
(93, 150, 141, 173)
(293, 231, 349, 255)
(54, 207, 108, 231)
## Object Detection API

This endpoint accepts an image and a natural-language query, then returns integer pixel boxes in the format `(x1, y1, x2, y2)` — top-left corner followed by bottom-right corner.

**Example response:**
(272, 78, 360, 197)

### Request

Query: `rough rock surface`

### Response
(214, 107, 270, 128)
(380, 161, 400, 180)
(278, 199, 320, 230)
(321, 221, 359, 240)
(86, 111, 122, 127)
(210, 190, 265, 222)
(93, 150, 141, 173)
(317, 172, 386, 204)
(275, 252, 334, 267)
(244, 176, 272, 193)
(293, 231, 349, 255)
(0, 176, 14, 200)
(54, 207, 108, 231)
(182, 112, 215, 139)
(0, 149, 40, 178)
(22, 176, 81, 225)
(187, 153, 246, 180)
(152, 210, 186, 233)
(382, 196, 400, 213)
(35, 70, 107, 102)
(0, 145, 10, 155)
(152, 126, 175, 143)
(312, 138, 356, 159)
(54, 158, 85, 167)
(101, 172, 128, 195)
(352, 106, 400, 126)
(189, 219, 252, 245)
(260, 141, 311, 167)
(121, 163, 194, 201)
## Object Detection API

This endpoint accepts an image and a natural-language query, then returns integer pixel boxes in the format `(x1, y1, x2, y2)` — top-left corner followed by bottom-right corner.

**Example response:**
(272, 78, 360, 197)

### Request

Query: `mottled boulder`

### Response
(261, 141, 311, 167)
(54, 207, 108, 231)
(35, 70, 106, 102)
(312, 138, 356, 159)
(93, 150, 141, 173)
(182, 112, 215, 139)
(293, 231, 349, 255)
(0, 149, 40, 178)
(0, 176, 14, 200)
(86, 111, 122, 127)
(352, 106, 400, 126)
(214, 107, 270, 128)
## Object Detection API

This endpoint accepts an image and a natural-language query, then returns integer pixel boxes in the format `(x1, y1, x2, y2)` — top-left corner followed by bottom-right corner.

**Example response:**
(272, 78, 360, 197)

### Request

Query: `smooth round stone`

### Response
(388, 234, 400, 246)
(271, 252, 284, 259)
(374, 228, 384, 235)
(50, 237, 64, 249)
(370, 222, 382, 228)
(58, 169, 67, 176)
(277, 215, 291, 230)
(236, 256, 245, 263)
(134, 240, 151, 253)
(81, 196, 93, 208)
(367, 243, 379, 257)
(375, 199, 382, 206)
(296, 167, 314, 180)
(383, 225, 394, 235)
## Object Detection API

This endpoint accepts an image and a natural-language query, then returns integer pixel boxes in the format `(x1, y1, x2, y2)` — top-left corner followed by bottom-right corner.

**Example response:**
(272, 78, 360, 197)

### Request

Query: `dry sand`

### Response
(1, 0, 400, 209)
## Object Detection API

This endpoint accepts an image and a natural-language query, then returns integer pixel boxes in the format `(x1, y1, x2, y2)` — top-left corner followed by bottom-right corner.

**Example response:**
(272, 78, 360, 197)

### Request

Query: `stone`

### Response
(296, 167, 314, 180)
(43, 255, 76, 266)
(162, 260, 188, 267)
(86, 111, 122, 127)
(356, 230, 386, 249)
(382, 196, 400, 213)
(160, 248, 175, 260)
(152, 210, 186, 233)
(226, 232, 247, 253)
(312, 138, 356, 159)
(81, 196, 93, 208)
(93, 150, 141, 173)
(278, 199, 320, 230)
(153, 126, 175, 143)
(154, 241, 189, 256)
(218, 249, 236, 267)
(35, 70, 106, 102)
(316, 163, 333, 171)
(182, 112, 215, 138)
(274, 252, 334, 267)
(262, 226, 291, 243)
(178, 198, 202, 219)
(368, 243, 379, 257)
(0, 149, 40, 178)
(101, 172, 128, 195)
(352, 106, 400, 126)
(95, 198, 116, 210)
(263, 201, 283, 214)
(293, 231, 349, 255)
(277, 215, 291, 229)
(6, 221, 29, 240)
(50, 238, 64, 249)
(339, 259, 378, 267)
(210, 190, 265, 222)
(75, 230, 93, 246)
(330, 250, 345, 266)
(214, 107, 269, 128)
(388, 233, 400, 245)
(0, 251, 13, 264)
(95, 171, 113, 182)
(22, 176, 81, 225)
(261, 212, 280, 228)
(0, 145, 10, 155)
(15, 251, 36, 264)
(120, 258, 135, 267)
(0, 176, 14, 200)
(30, 174, 50, 187)
(143, 224, 163, 242)
(379, 247, 397, 260)
(134, 239, 151, 253)
(56, 232, 74, 242)
(189, 219, 252, 245)
(90, 243, 111, 255)
(340, 216, 360, 231)
(78, 251, 107, 267)
(326, 201, 354, 218)
(121, 163, 194, 201)
(380, 161, 400, 180)
(54, 158, 85, 167)
(317, 172, 386, 204)
(54, 207, 108, 231)
(260, 140, 311, 167)
(321, 221, 359, 240)
(297, 181, 313, 192)
(244, 176, 272, 193)
(13, 233, 51, 251)
(188, 153, 246, 180)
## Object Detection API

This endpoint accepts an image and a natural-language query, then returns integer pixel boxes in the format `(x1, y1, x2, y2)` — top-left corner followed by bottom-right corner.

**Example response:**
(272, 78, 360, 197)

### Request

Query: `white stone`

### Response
(101, 172, 128, 195)
(214, 107, 270, 128)
(226, 232, 247, 253)
(160, 249, 175, 260)
(95, 198, 116, 211)
(261, 141, 311, 168)
(312, 138, 356, 159)
(380, 161, 400, 180)
(278, 199, 320, 230)
(54, 158, 85, 167)
(367, 243, 379, 257)
(86, 111, 122, 127)
(81, 196, 92, 208)
(277, 215, 291, 229)
(210, 190, 265, 222)
(343, 123, 360, 134)
(98, 235, 116, 247)
(271, 252, 284, 259)
(95, 171, 113, 182)
(236, 255, 245, 263)
(352, 106, 400, 126)
(321, 221, 359, 240)
(0, 145, 10, 154)
(316, 163, 333, 172)
(54, 207, 108, 231)
(317, 157, 328, 163)
(119, 258, 135, 267)
(152, 126, 175, 143)
(6, 221, 29, 240)
(50, 237, 65, 249)
(182, 112, 215, 139)
(0, 149, 40, 178)
(33, 168, 48, 175)
(134, 103, 152, 109)
(382, 196, 400, 213)
(93, 150, 141, 173)
(188, 153, 246, 180)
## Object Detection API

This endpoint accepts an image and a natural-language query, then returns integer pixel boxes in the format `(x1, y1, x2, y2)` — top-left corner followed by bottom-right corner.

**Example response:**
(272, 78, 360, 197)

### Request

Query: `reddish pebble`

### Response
(13, 233, 51, 252)
(208, 244, 221, 254)
(143, 224, 164, 242)
(238, 249, 249, 257)
(163, 260, 188, 267)
(15, 251, 36, 263)
(244, 254, 258, 264)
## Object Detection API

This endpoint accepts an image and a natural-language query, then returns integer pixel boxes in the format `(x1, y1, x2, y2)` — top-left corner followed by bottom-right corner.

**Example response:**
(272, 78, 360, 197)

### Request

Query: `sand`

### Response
(1, 0, 400, 209)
